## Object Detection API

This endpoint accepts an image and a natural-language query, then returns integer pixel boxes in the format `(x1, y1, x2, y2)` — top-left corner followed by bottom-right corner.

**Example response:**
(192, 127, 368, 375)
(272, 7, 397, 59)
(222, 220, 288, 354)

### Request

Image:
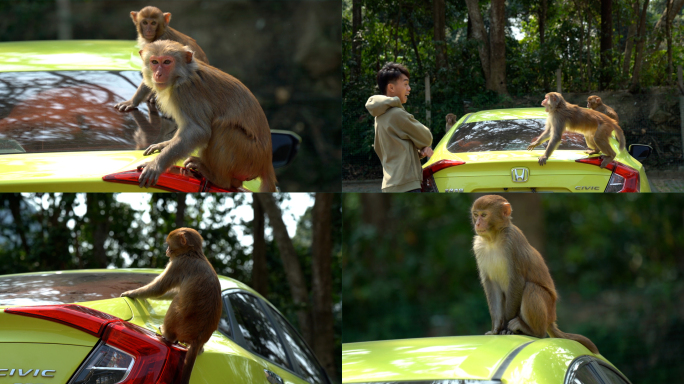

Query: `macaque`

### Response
(528, 92, 625, 168)
(471, 195, 599, 354)
(445, 113, 458, 130)
(137, 40, 277, 192)
(587, 95, 619, 123)
(115, 6, 209, 112)
(121, 228, 222, 384)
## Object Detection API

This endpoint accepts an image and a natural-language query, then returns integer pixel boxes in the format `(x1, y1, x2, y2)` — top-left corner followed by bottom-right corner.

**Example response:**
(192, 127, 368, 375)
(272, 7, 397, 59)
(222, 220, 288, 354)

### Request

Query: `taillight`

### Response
(103, 166, 238, 192)
(421, 160, 466, 192)
(575, 157, 640, 192)
(5, 305, 186, 384)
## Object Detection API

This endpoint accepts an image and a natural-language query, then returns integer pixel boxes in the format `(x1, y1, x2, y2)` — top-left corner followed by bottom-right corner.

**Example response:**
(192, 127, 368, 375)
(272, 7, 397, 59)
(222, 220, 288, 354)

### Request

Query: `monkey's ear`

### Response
(138, 50, 143, 58)
(179, 233, 187, 246)
(501, 203, 512, 217)
(185, 51, 193, 64)
(163, 12, 171, 25)
(130, 11, 138, 24)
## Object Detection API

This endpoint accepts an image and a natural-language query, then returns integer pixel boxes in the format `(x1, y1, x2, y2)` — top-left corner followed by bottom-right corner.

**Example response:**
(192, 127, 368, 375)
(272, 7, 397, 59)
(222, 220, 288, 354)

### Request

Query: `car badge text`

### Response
(511, 167, 529, 182)
(0, 369, 55, 377)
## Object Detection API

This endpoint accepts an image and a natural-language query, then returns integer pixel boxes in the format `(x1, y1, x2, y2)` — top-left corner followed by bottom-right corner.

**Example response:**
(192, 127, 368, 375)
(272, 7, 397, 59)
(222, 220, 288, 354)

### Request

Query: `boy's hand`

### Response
(419, 147, 433, 158)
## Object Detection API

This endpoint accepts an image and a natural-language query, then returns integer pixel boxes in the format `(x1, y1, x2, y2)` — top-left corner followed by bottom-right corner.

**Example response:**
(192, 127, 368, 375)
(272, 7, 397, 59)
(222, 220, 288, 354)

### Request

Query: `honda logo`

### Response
(511, 167, 529, 182)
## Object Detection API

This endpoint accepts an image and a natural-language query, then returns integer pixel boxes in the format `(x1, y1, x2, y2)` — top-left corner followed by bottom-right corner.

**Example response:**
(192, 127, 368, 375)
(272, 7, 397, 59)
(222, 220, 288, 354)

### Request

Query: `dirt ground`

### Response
(342, 169, 684, 193)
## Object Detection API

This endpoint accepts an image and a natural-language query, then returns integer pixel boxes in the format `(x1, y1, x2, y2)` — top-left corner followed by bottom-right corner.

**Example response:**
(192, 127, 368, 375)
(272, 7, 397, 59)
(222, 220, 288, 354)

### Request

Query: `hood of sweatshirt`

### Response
(365, 95, 403, 117)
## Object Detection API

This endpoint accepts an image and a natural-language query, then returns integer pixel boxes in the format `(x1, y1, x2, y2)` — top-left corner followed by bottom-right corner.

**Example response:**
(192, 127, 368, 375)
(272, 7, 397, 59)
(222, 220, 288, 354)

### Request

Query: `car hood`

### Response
(342, 335, 536, 382)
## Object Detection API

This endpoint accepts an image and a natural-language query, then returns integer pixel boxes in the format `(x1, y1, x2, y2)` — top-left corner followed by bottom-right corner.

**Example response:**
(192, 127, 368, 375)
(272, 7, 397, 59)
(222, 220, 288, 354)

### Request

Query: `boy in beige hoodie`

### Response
(366, 63, 433, 192)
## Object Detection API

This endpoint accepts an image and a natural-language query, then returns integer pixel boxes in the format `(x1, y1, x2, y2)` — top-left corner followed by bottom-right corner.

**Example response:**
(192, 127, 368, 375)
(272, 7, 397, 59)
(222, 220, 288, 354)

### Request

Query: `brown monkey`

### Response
(445, 113, 458, 130)
(587, 95, 619, 123)
(115, 6, 209, 112)
(528, 92, 625, 169)
(471, 195, 599, 354)
(137, 40, 277, 192)
(121, 228, 222, 384)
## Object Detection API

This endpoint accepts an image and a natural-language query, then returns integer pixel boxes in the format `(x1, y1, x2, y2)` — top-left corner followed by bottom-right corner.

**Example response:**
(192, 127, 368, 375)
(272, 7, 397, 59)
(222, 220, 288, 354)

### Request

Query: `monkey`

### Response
(528, 92, 626, 169)
(587, 95, 619, 123)
(136, 40, 277, 192)
(115, 6, 209, 112)
(470, 195, 599, 354)
(121, 227, 222, 384)
(445, 113, 458, 130)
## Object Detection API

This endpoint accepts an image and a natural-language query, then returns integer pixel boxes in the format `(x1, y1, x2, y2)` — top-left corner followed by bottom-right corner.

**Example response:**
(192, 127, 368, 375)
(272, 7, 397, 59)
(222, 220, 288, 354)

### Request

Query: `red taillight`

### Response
(575, 157, 640, 192)
(5, 304, 186, 384)
(103, 166, 238, 192)
(421, 160, 466, 192)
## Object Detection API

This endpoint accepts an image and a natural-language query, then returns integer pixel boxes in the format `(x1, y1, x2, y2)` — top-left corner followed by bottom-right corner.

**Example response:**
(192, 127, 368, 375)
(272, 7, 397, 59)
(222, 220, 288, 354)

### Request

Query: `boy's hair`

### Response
(377, 62, 410, 95)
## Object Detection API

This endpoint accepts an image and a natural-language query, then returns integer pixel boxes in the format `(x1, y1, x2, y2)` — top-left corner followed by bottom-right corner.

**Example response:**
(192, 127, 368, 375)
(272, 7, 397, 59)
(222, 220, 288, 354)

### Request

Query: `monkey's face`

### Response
(587, 96, 601, 109)
(471, 209, 492, 234)
(140, 18, 160, 39)
(147, 55, 178, 90)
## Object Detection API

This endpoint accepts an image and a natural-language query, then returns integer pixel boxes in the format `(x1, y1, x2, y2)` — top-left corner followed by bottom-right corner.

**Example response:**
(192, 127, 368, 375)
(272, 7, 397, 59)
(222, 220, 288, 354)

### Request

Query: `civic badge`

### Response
(511, 167, 529, 182)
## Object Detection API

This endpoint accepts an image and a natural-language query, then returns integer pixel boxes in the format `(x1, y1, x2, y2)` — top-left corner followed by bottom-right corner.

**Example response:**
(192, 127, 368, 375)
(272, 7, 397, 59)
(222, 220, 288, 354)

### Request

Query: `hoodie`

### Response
(366, 95, 433, 192)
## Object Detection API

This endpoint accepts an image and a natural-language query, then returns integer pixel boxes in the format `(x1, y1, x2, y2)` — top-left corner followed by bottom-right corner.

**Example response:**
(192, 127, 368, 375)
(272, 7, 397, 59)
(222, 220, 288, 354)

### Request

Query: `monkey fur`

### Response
(587, 95, 619, 123)
(471, 195, 599, 354)
(121, 227, 222, 384)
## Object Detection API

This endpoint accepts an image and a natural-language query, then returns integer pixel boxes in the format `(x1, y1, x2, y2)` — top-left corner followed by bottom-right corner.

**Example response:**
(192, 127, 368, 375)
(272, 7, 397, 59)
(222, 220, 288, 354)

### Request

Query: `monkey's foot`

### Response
(585, 149, 600, 155)
(137, 162, 163, 188)
(114, 99, 139, 112)
(537, 156, 548, 166)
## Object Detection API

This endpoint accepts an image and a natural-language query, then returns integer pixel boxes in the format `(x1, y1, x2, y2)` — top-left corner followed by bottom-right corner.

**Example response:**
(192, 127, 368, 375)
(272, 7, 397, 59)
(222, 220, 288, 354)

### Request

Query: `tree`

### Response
(629, 0, 650, 93)
(351, 0, 363, 82)
(464, 0, 508, 94)
(433, 0, 448, 70)
(251, 197, 268, 296)
(599, 0, 612, 89)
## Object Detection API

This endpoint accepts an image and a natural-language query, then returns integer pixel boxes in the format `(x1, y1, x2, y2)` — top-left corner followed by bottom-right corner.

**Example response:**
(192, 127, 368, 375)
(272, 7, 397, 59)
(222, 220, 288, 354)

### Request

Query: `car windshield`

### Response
(446, 118, 588, 153)
(0, 71, 177, 154)
(0, 272, 157, 305)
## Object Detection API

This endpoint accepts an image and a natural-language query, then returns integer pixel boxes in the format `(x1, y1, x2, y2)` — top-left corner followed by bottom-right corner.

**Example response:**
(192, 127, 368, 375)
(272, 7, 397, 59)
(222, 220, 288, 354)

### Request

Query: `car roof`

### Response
(343, 335, 538, 382)
(462, 107, 548, 123)
(0, 40, 142, 72)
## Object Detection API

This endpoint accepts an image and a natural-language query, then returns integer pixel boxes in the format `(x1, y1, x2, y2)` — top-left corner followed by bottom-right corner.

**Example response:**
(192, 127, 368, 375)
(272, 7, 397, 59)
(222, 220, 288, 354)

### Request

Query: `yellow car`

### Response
(0, 269, 329, 384)
(0, 41, 300, 192)
(343, 336, 632, 384)
(422, 109, 652, 192)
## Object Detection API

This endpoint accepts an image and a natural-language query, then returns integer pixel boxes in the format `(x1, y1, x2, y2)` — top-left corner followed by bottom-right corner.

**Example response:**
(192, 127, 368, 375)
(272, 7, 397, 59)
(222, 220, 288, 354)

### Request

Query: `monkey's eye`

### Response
(151, 21, 157, 25)
(151, 60, 159, 65)
(481, 213, 487, 218)
(163, 60, 172, 65)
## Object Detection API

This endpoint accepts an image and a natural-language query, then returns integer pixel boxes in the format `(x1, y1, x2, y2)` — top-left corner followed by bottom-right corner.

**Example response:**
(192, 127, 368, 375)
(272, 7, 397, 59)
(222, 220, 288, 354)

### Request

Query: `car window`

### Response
(598, 366, 629, 384)
(228, 292, 291, 369)
(446, 118, 588, 153)
(570, 364, 603, 384)
(268, 307, 328, 384)
(0, 272, 157, 305)
(218, 300, 232, 338)
(0, 71, 177, 154)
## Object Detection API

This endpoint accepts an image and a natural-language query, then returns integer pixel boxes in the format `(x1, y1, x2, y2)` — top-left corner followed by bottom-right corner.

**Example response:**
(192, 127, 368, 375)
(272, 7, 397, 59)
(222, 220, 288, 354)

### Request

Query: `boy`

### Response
(366, 62, 433, 192)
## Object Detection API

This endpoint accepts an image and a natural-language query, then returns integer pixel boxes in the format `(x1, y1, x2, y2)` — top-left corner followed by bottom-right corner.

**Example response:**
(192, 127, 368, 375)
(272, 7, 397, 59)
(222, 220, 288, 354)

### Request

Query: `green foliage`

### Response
(342, 193, 684, 382)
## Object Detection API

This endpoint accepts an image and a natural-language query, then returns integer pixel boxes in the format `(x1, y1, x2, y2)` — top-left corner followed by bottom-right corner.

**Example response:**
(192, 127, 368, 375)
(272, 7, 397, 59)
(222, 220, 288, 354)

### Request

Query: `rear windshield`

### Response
(446, 118, 588, 153)
(0, 272, 157, 305)
(0, 71, 177, 154)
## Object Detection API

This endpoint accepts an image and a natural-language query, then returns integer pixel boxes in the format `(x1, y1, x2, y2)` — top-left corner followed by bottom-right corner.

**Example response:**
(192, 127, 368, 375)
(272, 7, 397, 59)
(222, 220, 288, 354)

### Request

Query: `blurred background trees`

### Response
(0, 0, 341, 191)
(343, 193, 684, 383)
(0, 192, 342, 382)
(343, 0, 684, 178)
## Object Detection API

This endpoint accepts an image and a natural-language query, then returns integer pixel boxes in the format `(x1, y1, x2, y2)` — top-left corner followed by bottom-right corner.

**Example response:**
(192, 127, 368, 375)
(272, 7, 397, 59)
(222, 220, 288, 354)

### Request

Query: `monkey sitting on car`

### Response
(121, 227, 222, 384)
(470, 195, 599, 354)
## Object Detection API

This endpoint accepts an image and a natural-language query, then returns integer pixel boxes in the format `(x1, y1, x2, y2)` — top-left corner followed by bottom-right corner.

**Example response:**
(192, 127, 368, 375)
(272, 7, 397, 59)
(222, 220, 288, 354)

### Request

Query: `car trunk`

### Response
(431, 150, 612, 193)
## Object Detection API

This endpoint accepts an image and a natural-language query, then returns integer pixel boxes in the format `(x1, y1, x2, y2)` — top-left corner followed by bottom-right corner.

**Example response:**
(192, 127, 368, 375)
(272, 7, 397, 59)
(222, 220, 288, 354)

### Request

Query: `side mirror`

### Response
(628, 144, 652, 162)
(271, 130, 301, 168)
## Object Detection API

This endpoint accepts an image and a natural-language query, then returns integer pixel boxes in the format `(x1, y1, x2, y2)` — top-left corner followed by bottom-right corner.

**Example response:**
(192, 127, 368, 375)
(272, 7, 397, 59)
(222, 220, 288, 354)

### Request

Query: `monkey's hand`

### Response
(527, 142, 539, 151)
(120, 290, 137, 298)
(114, 99, 140, 112)
(537, 155, 548, 166)
(138, 161, 163, 188)
(143, 142, 169, 156)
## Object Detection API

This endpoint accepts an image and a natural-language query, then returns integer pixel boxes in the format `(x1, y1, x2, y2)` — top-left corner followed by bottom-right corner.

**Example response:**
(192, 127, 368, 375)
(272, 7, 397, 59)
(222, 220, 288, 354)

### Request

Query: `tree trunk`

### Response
(666, 0, 674, 85)
(175, 193, 186, 229)
(311, 194, 336, 380)
(488, 0, 507, 94)
(464, 0, 491, 86)
(645, 0, 684, 54)
(433, 0, 448, 70)
(6, 194, 30, 257)
(621, 0, 639, 81)
(540, 0, 549, 91)
(408, 19, 424, 74)
(629, 0, 650, 93)
(587, 12, 592, 87)
(503, 195, 546, 255)
(599, 0, 612, 90)
(86, 193, 110, 268)
(255, 194, 313, 345)
(251, 197, 268, 296)
(351, 0, 362, 81)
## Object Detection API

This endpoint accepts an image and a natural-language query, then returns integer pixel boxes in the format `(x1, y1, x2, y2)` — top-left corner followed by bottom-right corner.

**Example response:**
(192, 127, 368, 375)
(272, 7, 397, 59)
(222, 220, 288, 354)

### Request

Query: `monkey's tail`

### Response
(615, 126, 626, 151)
(179, 343, 201, 384)
(259, 166, 277, 192)
(547, 322, 599, 354)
